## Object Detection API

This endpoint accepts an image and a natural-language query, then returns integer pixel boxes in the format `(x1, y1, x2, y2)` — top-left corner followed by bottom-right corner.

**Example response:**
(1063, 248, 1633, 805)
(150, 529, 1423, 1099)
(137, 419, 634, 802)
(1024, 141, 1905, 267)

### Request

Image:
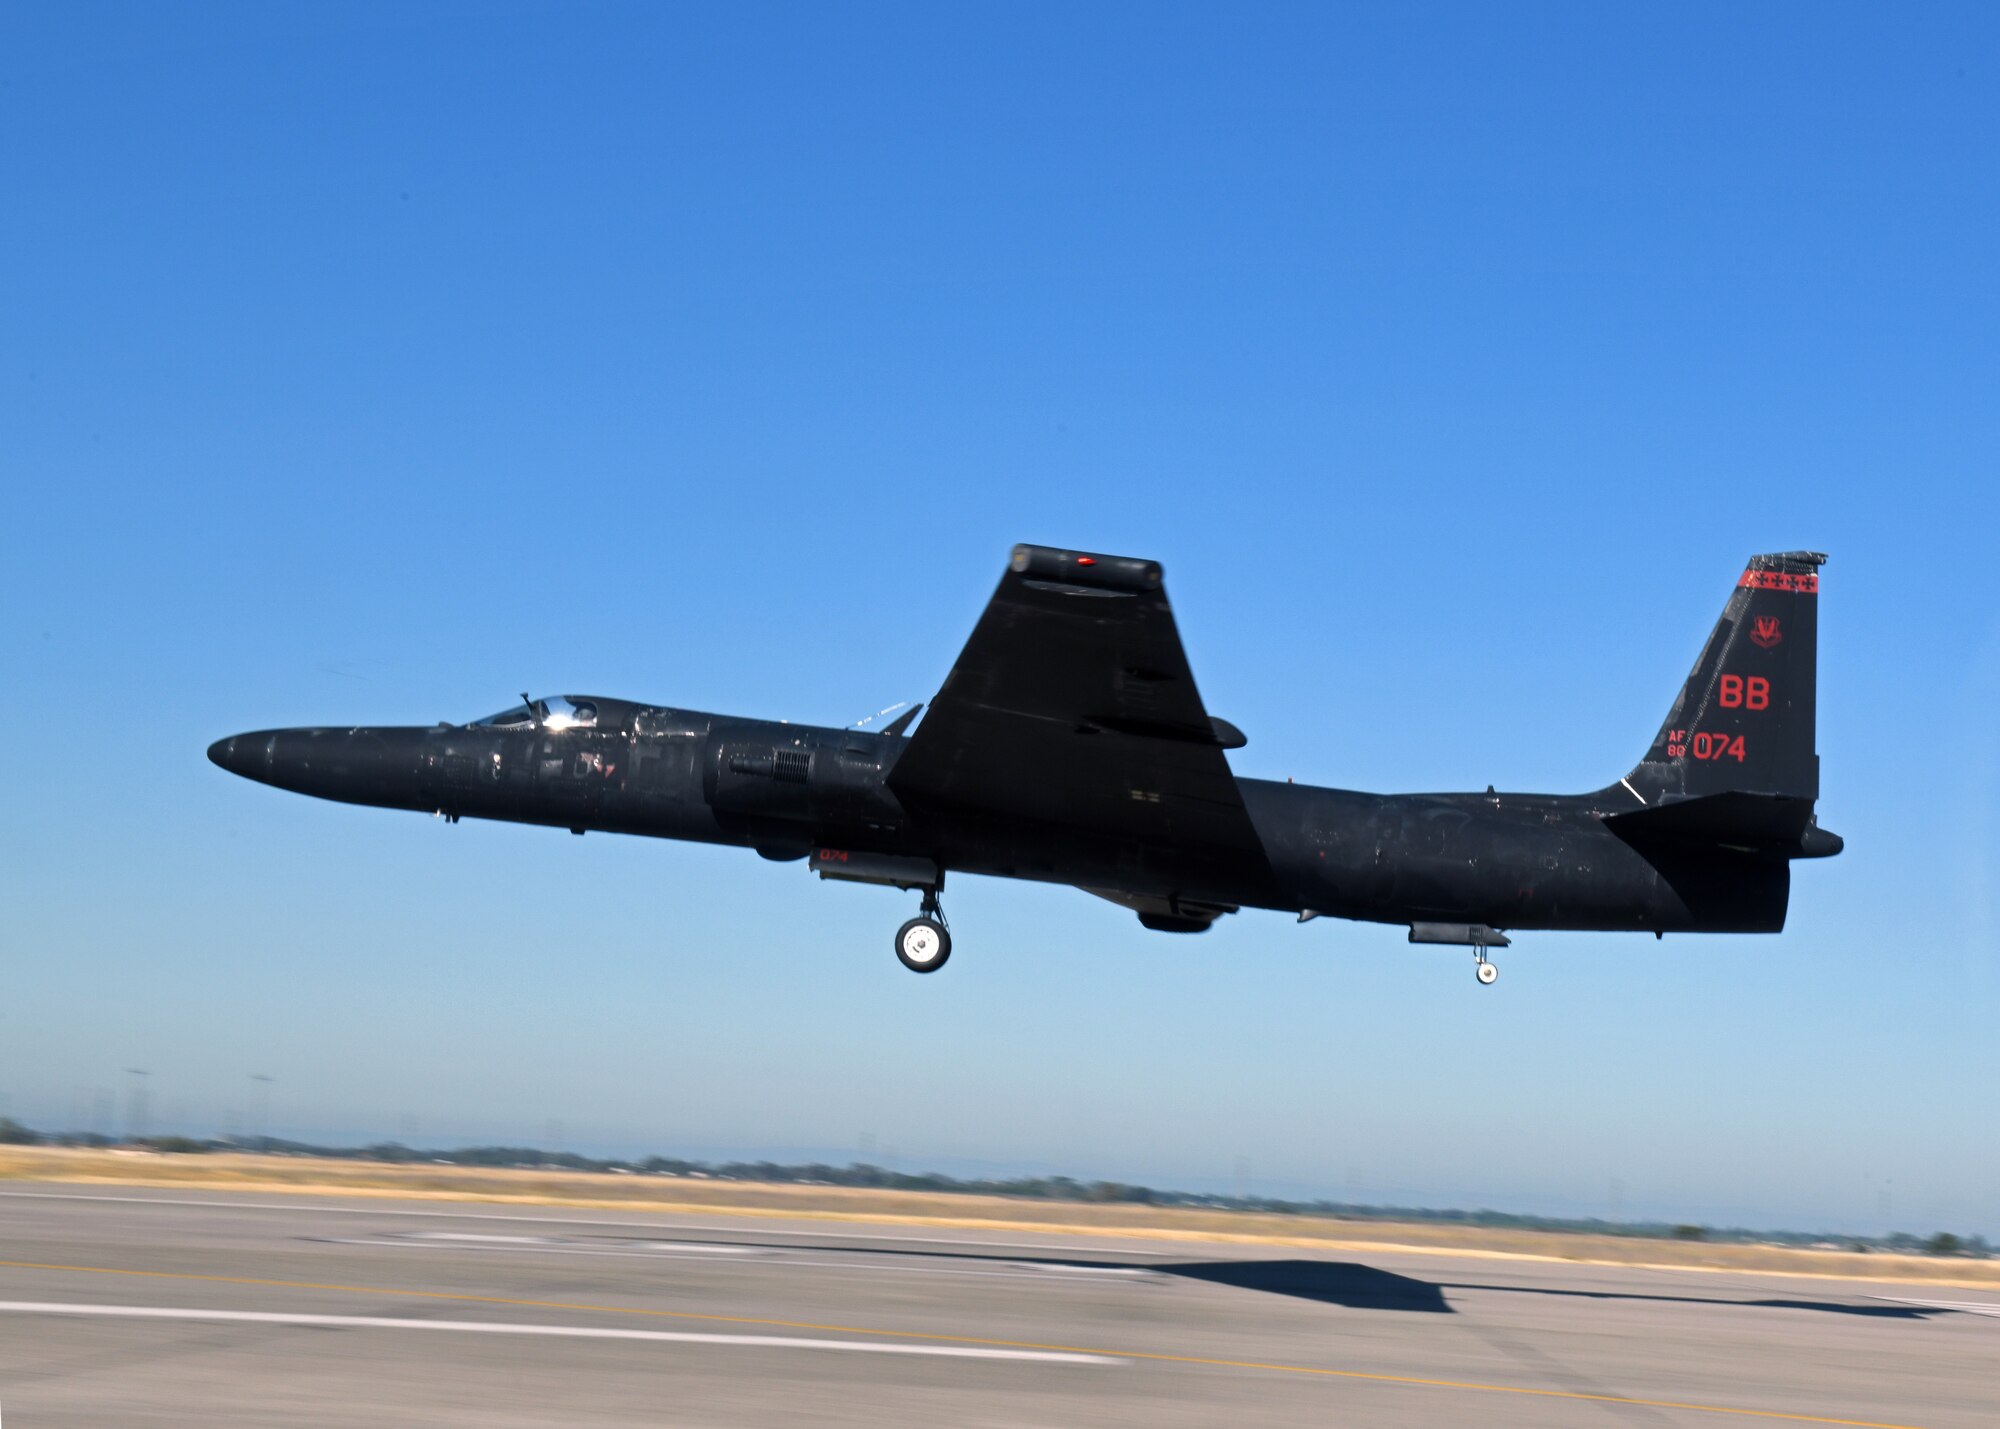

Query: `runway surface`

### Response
(0, 1185, 1992, 1426)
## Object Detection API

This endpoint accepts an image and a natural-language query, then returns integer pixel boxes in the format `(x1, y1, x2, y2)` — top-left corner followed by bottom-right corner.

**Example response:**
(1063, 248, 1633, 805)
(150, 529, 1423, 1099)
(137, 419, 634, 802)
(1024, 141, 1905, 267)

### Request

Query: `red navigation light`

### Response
(1076, 556, 1096, 567)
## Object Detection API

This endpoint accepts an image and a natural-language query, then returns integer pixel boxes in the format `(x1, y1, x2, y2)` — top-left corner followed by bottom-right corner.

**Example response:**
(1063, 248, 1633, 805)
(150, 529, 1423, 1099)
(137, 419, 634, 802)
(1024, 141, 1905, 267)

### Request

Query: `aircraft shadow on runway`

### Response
(1163, 1259, 1450, 1311)
(1427, 1280, 1949, 1320)
(1159, 1262, 1957, 1318)
(1160, 1262, 1961, 1319)
(706, 1239, 1959, 1319)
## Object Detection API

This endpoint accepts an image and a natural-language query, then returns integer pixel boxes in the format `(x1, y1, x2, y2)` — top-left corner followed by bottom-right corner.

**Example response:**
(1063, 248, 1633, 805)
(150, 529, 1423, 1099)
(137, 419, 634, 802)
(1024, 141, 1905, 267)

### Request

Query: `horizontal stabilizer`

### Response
(1605, 792, 1843, 858)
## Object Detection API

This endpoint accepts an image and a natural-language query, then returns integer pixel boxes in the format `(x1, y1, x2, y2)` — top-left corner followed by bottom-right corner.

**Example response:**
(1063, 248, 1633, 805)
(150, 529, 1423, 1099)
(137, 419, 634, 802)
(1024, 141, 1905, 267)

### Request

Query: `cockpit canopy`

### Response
(470, 695, 600, 731)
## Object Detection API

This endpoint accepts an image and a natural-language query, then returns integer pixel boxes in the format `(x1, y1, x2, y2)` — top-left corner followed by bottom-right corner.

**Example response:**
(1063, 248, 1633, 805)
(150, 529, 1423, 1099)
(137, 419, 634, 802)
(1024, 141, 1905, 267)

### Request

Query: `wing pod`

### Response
(1009, 544, 1162, 593)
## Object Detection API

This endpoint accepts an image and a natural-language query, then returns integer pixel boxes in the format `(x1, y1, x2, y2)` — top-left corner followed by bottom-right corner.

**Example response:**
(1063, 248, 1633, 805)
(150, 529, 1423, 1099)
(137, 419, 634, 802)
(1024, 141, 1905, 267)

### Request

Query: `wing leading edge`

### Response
(889, 545, 1266, 860)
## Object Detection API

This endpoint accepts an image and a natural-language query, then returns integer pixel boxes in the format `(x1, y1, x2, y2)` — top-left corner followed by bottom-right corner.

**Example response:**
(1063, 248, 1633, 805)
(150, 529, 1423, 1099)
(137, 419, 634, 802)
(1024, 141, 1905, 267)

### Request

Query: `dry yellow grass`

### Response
(3, 1144, 1994, 1292)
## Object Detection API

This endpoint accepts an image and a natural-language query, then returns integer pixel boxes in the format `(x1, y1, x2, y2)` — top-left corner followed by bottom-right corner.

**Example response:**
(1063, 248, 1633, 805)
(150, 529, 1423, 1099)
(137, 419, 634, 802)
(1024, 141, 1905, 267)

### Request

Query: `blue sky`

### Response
(3, 3, 1995, 1234)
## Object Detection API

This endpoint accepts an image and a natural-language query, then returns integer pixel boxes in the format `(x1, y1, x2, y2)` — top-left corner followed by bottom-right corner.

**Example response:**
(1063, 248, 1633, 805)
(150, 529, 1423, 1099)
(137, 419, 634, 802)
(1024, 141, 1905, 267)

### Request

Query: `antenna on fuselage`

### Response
(522, 691, 540, 729)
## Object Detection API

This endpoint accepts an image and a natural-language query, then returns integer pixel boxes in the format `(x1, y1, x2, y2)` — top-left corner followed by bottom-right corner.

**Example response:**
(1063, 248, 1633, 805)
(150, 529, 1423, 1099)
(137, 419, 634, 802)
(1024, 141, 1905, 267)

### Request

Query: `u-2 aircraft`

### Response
(210, 545, 1840, 982)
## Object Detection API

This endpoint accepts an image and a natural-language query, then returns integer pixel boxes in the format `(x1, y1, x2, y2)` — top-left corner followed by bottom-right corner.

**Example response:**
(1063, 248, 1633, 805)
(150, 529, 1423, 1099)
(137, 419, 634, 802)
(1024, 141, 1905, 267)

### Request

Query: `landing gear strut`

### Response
(1408, 923, 1509, 987)
(895, 888, 951, 974)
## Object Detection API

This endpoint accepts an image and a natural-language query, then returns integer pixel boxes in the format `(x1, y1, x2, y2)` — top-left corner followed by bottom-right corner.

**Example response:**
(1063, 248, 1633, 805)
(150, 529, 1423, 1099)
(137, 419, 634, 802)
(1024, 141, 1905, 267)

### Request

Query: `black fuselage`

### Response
(207, 699, 1786, 937)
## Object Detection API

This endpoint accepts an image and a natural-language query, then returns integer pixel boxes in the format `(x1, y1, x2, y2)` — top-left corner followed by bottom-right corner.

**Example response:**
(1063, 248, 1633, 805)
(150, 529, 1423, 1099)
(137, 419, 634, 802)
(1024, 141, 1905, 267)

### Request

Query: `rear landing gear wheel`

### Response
(1475, 958, 1499, 986)
(896, 917, 951, 973)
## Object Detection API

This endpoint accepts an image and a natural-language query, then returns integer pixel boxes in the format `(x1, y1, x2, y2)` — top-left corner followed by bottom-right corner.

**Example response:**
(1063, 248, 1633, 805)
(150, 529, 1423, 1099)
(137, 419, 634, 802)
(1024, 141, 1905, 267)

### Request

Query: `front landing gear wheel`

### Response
(1475, 959, 1499, 986)
(896, 917, 952, 973)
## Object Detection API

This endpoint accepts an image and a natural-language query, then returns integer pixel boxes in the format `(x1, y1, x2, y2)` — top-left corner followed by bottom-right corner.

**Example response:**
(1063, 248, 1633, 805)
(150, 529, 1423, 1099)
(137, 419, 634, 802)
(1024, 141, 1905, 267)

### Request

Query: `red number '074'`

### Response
(1688, 732, 1747, 762)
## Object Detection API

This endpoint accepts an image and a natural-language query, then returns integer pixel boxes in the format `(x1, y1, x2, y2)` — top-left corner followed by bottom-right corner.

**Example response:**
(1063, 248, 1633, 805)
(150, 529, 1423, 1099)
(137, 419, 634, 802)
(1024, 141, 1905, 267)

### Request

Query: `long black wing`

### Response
(888, 545, 1264, 857)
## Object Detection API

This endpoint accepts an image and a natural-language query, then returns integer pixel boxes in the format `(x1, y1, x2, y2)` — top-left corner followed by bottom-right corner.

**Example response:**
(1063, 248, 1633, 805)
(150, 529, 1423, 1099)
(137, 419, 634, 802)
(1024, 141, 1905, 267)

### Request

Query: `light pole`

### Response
(123, 1069, 150, 1144)
(249, 1075, 274, 1152)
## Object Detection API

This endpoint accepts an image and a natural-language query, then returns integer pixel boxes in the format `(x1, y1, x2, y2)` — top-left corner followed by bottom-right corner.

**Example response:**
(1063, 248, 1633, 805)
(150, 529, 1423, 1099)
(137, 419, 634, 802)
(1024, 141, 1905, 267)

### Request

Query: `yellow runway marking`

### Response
(0, 1259, 1923, 1428)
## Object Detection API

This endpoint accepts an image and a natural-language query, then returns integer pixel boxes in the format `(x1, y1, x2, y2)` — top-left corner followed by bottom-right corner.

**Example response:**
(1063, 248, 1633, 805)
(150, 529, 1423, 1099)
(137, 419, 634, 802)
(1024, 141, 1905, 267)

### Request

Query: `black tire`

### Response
(895, 917, 952, 973)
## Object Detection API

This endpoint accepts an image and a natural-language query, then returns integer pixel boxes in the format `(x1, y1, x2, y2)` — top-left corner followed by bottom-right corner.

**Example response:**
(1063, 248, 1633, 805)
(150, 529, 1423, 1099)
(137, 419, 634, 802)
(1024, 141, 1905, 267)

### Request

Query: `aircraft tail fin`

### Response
(1618, 551, 1826, 811)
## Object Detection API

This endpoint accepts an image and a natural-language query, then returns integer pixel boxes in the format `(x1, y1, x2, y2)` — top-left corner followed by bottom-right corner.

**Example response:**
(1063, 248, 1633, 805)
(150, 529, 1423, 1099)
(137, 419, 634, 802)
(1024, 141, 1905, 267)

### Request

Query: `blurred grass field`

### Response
(4, 1143, 1995, 1291)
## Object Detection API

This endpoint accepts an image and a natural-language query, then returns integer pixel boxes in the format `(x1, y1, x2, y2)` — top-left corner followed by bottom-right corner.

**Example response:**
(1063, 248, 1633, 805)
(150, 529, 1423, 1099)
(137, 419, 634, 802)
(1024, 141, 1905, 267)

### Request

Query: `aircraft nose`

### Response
(208, 732, 275, 783)
(208, 726, 432, 809)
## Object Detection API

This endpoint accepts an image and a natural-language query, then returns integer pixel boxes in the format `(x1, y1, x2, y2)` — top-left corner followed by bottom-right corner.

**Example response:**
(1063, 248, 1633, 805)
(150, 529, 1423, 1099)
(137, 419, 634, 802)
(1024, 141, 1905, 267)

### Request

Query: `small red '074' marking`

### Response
(1686, 732, 1747, 762)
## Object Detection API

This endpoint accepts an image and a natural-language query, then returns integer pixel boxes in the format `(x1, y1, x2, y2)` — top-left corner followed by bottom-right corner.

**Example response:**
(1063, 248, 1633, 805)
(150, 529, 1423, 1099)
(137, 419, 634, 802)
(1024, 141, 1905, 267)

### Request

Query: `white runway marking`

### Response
(0, 1301, 1118, 1364)
(1874, 1296, 2000, 1318)
(409, 1233, 762, 1253)
(0, 1191, 1177, 1257)
(317, 1237, 781, 1263)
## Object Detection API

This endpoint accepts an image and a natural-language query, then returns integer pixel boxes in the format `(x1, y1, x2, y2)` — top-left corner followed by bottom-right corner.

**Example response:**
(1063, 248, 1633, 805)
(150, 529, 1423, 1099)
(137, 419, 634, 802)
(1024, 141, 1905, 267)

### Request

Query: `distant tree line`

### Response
(1, 1117, 1988, 1258)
